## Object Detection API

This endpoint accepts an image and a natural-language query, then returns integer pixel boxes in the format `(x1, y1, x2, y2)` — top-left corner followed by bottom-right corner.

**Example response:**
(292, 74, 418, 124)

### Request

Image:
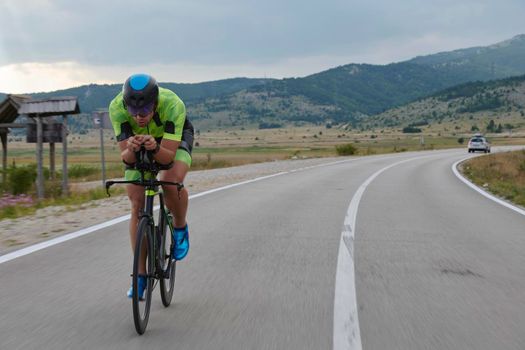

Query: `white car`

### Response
(468, 136, 491, 153)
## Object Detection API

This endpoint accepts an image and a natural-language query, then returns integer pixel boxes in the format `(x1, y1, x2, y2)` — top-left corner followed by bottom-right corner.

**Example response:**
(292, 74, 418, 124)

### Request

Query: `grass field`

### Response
(4, 125, 525, 179)
(2, 127, 524, 183)
(461, 149, 525, 207)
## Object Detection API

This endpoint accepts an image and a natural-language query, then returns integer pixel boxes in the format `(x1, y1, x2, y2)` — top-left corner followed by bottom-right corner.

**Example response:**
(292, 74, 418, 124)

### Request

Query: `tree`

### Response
(402, 126, 422, 133)
(486, 119, 495, 132)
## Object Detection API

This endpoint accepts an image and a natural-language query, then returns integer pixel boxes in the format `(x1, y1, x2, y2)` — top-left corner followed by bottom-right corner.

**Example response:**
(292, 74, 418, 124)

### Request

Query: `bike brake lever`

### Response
(105, 181, 113, 197)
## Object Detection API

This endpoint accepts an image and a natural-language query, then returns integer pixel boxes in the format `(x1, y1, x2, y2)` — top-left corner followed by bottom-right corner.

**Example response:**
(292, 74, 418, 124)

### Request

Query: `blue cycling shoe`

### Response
(172, 224, 189, 260)
(127, 275, 147, 300)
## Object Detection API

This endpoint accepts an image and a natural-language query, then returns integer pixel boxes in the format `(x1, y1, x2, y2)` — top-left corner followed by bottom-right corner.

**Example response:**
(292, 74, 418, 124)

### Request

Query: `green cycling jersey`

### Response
(109, 87, 186, 142)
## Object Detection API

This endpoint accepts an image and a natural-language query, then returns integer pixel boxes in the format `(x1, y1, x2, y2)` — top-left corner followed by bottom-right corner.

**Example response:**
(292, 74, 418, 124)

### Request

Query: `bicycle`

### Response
(106, 146, 184, 335)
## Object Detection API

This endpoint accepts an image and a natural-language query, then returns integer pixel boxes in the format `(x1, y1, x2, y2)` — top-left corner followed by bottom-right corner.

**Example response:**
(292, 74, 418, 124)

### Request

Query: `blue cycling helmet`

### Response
(122, 73, 159, 111)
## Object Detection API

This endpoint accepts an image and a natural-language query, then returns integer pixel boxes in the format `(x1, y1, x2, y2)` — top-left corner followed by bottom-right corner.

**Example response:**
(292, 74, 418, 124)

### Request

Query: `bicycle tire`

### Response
(159, 207, 176, 307)
(132, 217, 154, 335)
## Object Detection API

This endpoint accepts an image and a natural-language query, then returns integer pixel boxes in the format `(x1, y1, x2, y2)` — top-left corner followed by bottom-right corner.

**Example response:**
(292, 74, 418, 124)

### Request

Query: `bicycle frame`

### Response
(105, 148, 183, 279)
(106, 147, 183, 334)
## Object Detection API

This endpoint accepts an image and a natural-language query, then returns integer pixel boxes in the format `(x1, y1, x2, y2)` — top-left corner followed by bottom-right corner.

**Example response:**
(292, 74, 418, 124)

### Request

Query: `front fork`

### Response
(156, 192, 175, 278)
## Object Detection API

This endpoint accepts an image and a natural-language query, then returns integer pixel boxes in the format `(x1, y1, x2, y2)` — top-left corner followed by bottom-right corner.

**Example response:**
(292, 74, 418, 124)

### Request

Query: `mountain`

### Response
(0, 78, 272, 135)
(409, 34, 525, 80)
(187, 34, 525, 129)
(242, 35, 525, 122)
(248, 62, 457, 117)
(2, 78, 270, 133)
(359, 74, 525, 132)
(26, 77, 271, 114)
(3, 34, 525, 131)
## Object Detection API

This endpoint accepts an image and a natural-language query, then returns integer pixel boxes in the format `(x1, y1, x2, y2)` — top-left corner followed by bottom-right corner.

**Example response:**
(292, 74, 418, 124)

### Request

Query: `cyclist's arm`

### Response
(153, 138, 179, 165)
(154, 93, 185, 164)
(118, 136, 140, 164)
(135, 134, 178, 165)
(110, 95, 140, 164)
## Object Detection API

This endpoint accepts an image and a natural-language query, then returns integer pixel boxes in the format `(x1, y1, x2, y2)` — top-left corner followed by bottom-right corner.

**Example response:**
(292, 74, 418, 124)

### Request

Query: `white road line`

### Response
(1, 157, 365, 265)
(452, 158, 525, 217)
(333, 155, 432, 350)
(0, 215, 131, 264)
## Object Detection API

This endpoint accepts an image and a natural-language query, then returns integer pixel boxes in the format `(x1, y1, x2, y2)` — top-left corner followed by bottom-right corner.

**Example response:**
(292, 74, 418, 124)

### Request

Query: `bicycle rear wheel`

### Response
(159, 208, 176, 307)
(132, 217, 154, 335)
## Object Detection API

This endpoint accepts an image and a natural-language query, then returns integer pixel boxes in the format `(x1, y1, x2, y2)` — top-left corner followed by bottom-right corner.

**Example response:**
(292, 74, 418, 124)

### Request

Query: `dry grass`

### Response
(4, 125, 525, 189)
(461, 150, 525, 206)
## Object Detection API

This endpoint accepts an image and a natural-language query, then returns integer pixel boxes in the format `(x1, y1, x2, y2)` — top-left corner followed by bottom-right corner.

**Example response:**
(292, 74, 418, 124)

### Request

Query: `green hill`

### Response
(409, 34, 525, 80)
(189, 34, 525, 129)
(3, 34, 525, 132)
(27, 77, 271, 114)
(360, 75, 525, 132)
(249, 62, 457, 117)
(4, 78, 271, 133)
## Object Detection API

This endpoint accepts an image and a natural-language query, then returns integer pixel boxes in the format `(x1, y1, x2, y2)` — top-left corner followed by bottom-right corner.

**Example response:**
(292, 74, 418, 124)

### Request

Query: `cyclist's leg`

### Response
(160, 119, 193, 228)
(161, 160, 190, 260)
(160, 159, 189, 227)
(126, 178, 147, 275)
(160, 120, 193, 260)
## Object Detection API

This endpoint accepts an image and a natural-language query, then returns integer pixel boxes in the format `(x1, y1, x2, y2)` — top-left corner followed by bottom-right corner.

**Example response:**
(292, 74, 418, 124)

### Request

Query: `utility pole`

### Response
(62, 115, 69, 196)
(93, 110, 107, 188)
(36, 115, 44, 199)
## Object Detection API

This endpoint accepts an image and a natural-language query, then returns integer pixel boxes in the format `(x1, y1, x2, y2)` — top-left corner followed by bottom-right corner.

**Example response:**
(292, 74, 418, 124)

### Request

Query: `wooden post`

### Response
(1, 131, 6, 184)
(98, 113, 106, 188)
(62, 115, 68, 196)
(36, 116, 44, 199)
(49, 142, 55, 180)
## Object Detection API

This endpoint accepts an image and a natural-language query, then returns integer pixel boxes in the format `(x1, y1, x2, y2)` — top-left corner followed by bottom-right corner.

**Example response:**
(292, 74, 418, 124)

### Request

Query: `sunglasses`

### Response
(127, 102, 155, 117)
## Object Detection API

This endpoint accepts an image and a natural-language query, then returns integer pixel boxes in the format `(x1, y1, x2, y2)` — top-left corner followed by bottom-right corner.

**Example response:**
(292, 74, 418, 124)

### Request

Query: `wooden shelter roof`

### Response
(18, 96, 80, 117)
(0, 95, 32, 124)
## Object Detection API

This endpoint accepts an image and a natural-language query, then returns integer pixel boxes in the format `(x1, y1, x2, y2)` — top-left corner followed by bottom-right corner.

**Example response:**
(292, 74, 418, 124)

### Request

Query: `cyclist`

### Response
(109, 73, 194, 299)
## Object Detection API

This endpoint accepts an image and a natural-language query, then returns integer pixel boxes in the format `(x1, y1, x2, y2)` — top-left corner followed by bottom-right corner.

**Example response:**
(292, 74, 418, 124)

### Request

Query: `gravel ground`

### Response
(0, 156, 346, 255)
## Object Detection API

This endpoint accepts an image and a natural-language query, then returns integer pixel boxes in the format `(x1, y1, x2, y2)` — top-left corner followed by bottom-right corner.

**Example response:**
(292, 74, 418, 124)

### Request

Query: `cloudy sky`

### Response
(1, 0, 525, 93)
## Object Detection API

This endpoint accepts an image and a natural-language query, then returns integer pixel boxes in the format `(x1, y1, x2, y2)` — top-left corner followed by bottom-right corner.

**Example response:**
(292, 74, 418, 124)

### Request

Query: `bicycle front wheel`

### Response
(132, 217, 154, 335)
(159, 208, 176, 307)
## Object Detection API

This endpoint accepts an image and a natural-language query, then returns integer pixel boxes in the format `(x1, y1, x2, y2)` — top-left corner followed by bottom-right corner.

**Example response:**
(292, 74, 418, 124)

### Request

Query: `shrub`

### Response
(336, 143, 357, 156)
(402, 126, 422, 133)
(7, 164, 37, 195)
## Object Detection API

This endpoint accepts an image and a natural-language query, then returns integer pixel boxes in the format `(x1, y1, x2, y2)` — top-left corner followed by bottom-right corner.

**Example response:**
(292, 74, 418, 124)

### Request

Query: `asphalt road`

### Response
(1, 148, 524, 349)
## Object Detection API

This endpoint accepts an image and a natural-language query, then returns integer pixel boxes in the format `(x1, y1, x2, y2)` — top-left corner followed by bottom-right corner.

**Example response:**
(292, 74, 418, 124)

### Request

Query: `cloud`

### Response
(1, 0, 523, 66)
(1, 0, 525, 92)
(0, 62, 111, 93)
(0, 55, 358, 94)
